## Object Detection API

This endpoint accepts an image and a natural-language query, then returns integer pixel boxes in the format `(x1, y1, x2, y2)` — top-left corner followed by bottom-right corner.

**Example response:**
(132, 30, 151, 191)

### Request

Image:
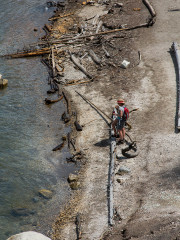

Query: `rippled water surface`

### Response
(0, 1, 76, 239)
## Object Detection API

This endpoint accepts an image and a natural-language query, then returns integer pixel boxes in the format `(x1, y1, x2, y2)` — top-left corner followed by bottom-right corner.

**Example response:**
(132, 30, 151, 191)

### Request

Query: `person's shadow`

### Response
(94, 138, 110, 147)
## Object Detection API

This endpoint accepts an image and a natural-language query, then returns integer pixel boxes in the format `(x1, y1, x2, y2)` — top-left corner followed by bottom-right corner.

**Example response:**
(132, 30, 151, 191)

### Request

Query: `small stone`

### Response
(69, 181, 80, 190)
(34, 28, 38, 31)
(68, 173, 79, 183)
(62, 135, 67, 141)
(117, 178, 122, 183)
(117, 166, 131, 175)
(114, 2, 123, 7)
(38, 189, 53, 199)
(32, 197, 39, 203)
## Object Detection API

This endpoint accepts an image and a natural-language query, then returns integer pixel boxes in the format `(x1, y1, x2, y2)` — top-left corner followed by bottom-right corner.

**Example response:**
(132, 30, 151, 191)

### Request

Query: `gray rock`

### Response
(116, 166, 131, 175)
(6, 231, 51, 240)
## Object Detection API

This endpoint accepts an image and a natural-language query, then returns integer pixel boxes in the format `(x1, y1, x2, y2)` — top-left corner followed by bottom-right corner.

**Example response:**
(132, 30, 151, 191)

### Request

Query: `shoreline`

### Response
(44, 1, 153, 239)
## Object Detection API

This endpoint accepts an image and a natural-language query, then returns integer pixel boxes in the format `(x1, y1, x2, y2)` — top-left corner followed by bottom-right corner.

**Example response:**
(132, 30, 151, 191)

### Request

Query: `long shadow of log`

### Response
(75, 91, 110, 126)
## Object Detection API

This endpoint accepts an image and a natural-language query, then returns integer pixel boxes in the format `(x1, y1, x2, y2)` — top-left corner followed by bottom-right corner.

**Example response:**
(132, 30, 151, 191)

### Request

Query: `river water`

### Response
(0, 1, 77, 239)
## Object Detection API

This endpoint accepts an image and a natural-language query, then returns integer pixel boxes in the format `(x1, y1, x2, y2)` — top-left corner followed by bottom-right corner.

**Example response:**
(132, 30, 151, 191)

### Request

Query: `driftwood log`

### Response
(52, 141, 64, 151)
(108, 125, 116, 225)
(74, 121, 83, 131)
(74, 111, 83, 131)
(70, 139, 76, 151)
(75, 213, 82, 240)
(43, 24, 52, 32)
(4, 48, 51, 58)
(45, 95, 63, 104)
(51, 47, 56, 77)
(62, 111, 71, 123)
(121, 142, 139, 158)
(171, 42, 180, 129)
(69, 51, 93, 79)
(143, 0, 156, 17)
(89, 50, 101, 65)
(48, 12, 74, 21)
(62, 91, 71, 114)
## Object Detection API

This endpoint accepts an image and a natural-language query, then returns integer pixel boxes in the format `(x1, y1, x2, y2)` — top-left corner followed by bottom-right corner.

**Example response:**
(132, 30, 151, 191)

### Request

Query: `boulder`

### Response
(7, 231, 51, 240)
(38, 189, 53, 199)
(0, 79, 8, 88)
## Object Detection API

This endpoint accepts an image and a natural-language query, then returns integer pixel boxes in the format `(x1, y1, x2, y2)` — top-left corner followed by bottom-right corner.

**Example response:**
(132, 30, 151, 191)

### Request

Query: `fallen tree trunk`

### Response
(171, 42, 180, 130)
(108, 125, 116, 226)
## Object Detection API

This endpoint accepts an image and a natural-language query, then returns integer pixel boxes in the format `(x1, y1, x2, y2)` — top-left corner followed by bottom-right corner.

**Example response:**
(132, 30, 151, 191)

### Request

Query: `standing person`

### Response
(116, 99, 126, 143)
(112, 99, 125, 142)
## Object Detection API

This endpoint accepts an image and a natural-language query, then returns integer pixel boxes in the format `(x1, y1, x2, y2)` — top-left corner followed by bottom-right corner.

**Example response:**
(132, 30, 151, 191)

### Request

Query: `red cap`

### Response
(117, 99, 125, 104)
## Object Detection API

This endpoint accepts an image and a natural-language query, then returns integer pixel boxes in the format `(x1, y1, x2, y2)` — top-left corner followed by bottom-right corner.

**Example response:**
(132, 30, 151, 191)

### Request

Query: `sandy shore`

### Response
(45, 0, 180, 239)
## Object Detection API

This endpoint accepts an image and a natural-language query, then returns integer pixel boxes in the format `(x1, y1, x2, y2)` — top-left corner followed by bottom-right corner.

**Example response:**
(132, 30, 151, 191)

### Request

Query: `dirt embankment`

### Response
(42, 0, 180, 239)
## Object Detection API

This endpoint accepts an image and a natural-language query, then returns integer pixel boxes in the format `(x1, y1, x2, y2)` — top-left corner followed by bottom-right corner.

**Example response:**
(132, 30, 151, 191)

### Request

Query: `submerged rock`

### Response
(7, 231, 51, 240)
(68, 173, 79, 183)
(0, 78, 8, 88)
(11, 208, 36, 217)
(38, 189, 53, 199)
(69, 181, 81, 190)
(68, 173, 80, 190)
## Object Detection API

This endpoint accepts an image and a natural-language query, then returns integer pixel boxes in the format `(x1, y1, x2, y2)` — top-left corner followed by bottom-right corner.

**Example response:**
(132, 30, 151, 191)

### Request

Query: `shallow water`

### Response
(0, 1, 77, 239)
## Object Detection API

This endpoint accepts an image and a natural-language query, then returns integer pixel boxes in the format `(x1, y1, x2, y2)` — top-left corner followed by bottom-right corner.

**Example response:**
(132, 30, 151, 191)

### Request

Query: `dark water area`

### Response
(0, 1, 77, 239)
